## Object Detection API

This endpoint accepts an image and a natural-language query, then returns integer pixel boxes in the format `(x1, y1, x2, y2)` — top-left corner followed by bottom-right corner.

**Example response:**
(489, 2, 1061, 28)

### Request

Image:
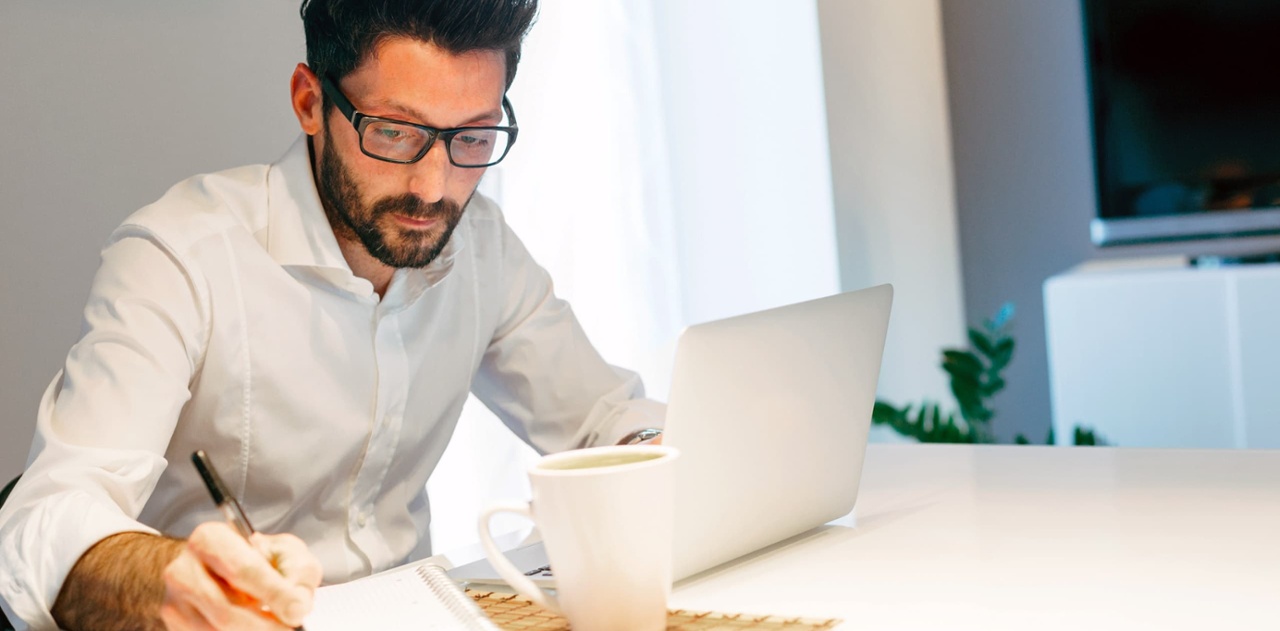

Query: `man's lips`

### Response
(392, 214, 439, 229)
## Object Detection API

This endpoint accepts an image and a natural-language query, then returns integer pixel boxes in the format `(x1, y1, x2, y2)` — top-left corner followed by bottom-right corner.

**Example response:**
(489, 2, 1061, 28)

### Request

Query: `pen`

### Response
(192, 450, 255, 538)
(191, 450, 306, 630)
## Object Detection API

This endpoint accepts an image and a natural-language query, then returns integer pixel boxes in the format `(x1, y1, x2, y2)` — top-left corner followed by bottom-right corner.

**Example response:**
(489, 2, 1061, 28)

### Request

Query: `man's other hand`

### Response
(160, 522, 323, 630)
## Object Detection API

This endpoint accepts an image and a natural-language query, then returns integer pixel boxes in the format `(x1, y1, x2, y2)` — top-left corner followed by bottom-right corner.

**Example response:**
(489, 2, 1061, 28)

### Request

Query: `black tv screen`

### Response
(1084, 0, 1280, 246)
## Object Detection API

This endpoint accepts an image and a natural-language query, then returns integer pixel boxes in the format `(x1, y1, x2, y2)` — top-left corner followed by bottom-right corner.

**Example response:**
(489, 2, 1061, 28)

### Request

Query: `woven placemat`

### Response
(467, 589, 842, 630)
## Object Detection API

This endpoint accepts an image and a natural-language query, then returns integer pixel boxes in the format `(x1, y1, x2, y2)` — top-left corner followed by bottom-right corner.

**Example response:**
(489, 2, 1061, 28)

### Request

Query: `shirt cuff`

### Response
(588, 398, 667, 448)
(0, 491, 159, 631)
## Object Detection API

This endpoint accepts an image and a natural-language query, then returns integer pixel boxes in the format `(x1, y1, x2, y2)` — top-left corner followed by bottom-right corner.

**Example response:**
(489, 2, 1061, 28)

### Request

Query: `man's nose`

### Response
(407, 140, 450, 203)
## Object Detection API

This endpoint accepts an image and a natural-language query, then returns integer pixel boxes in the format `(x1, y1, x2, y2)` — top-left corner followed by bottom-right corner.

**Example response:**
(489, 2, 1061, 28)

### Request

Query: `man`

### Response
(0, 1, 663, 629)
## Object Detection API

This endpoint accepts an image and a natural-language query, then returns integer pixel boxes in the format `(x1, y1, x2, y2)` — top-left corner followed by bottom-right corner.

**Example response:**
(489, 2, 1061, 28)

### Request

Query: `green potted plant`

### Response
(872, 304, 1106, 446)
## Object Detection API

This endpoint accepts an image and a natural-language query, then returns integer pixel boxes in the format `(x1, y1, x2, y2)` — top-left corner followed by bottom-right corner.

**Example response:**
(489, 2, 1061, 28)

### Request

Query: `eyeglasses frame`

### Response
(319, 74, 519, 168)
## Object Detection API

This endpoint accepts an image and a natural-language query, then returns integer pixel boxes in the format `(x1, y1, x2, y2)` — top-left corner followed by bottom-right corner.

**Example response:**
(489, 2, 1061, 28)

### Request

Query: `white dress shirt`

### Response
(0, 136, 664, 630)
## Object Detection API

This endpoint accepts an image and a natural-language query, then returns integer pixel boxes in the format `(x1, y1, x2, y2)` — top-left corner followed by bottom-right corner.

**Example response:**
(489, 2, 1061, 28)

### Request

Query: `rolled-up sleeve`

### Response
(0, 229, 206, 630)
(470, 218, 665, 455)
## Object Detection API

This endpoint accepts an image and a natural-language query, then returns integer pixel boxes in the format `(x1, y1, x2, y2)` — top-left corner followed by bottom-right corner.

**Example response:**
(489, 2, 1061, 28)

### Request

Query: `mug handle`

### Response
(477, 501, 561, 614)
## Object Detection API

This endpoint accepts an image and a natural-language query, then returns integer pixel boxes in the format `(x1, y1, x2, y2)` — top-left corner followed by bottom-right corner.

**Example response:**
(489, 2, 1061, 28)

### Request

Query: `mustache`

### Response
(372, 194, 460, 221)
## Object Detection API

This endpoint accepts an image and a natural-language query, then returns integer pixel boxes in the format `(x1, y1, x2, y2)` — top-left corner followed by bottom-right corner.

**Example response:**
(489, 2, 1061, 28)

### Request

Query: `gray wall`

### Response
(940, 0, 1280, 443)
(0, 1, 304, 481)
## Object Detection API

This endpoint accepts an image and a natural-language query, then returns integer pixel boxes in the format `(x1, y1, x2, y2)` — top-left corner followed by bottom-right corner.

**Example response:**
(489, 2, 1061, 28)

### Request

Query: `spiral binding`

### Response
(414, 564, 501, 631)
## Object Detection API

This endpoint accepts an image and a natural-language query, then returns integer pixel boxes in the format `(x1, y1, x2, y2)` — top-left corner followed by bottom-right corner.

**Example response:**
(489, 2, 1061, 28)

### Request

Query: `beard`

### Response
(316, 122, 468, 269)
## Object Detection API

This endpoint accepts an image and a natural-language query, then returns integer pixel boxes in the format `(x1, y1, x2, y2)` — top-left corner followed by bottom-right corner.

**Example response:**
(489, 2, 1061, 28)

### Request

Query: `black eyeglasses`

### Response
(320, 75, 518, 167)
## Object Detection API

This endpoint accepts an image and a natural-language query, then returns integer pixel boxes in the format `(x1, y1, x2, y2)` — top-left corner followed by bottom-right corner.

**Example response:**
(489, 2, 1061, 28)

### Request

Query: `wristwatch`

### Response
(617, 428, 663, 445)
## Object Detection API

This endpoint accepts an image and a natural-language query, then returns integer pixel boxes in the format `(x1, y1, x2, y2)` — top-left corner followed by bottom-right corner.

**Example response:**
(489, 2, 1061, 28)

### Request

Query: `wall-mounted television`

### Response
(1084, 0, 1280, 247)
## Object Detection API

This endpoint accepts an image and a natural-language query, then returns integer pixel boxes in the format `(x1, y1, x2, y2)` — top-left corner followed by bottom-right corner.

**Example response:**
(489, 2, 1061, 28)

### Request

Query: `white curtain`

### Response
(426, 0, 683, 552)
(427, 0, 841, 554)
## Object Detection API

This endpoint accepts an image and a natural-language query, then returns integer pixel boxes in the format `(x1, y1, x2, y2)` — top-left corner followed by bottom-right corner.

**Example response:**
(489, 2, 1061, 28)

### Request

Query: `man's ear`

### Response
(290, 63, 325, 136)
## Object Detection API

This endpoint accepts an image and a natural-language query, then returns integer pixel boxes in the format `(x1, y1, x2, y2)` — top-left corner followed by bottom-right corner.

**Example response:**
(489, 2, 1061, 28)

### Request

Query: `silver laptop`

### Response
(449, 284, 893, 585)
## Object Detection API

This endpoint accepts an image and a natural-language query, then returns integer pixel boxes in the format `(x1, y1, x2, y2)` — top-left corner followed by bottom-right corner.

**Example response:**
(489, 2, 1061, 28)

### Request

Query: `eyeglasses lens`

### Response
(360, 120, 511, 166)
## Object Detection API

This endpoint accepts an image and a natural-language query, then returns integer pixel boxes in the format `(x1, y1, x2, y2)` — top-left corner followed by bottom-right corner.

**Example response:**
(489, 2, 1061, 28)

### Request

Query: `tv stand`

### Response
(1044, 256, 1280, 449)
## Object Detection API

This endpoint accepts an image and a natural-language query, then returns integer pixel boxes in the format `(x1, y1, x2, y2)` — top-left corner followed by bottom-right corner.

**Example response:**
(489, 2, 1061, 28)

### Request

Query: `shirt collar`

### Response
(265, 135, 466, 297)
(266, 135, 350, 272)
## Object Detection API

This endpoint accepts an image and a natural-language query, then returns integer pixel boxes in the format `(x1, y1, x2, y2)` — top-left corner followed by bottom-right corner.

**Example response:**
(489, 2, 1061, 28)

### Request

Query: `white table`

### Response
(665, 444, 1280, 630)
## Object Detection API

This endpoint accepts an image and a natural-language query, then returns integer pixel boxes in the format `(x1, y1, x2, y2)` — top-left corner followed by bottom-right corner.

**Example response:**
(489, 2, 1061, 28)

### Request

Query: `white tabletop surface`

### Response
(665, 443, 1280, 630)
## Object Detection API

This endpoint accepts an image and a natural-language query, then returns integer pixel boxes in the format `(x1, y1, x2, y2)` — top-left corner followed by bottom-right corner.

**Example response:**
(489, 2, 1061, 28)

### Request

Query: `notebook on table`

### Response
(306, 563, 497, 630)
(450, 284, 894, 587)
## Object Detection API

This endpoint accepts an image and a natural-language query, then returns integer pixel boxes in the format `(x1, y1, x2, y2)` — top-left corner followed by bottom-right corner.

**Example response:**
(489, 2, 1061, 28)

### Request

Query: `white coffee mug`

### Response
(477, 445, 679, 631)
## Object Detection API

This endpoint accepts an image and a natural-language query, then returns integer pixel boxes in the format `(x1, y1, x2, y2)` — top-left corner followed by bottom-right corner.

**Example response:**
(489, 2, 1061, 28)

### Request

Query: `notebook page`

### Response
(306, 566, 479, 631)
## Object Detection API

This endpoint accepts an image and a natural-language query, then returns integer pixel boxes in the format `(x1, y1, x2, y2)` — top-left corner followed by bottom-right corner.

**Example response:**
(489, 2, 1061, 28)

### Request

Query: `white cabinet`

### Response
(1044, 258, 1280, 448)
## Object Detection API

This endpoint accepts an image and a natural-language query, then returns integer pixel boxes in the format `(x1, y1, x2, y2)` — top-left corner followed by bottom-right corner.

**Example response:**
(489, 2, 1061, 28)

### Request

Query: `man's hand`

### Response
(160, 522, 323, 630)
(52, 525, 323, 631)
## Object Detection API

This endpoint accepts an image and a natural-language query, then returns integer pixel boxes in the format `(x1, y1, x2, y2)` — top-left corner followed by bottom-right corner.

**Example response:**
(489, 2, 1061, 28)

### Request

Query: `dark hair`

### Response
(301, 0, 538, 92)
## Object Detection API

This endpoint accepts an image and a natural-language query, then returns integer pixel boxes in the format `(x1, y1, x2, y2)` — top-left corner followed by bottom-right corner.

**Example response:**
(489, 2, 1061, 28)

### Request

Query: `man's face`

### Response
(314, 38, 507, 269)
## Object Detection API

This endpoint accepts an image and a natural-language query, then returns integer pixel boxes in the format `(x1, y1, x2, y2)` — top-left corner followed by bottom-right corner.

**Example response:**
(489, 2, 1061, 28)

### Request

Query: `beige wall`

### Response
(0, 1, 305, 481)
(816, 0, 968, 412)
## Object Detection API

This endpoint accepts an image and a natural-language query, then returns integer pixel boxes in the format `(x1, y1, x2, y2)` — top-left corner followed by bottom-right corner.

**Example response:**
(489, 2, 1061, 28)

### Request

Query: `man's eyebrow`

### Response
(371, 100, 504, 127)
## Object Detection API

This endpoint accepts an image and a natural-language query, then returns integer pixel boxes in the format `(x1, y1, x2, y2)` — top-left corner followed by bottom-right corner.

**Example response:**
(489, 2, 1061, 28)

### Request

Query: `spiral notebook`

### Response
(306, 563, 498, 631)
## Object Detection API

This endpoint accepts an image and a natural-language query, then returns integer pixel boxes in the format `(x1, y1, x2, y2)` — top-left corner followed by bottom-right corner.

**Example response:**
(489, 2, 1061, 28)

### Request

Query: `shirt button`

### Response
(357, 512, 368, 527)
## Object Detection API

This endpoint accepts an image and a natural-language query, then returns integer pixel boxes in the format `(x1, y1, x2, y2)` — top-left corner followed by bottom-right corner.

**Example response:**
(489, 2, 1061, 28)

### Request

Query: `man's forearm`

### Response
(51, 532, 184, 631)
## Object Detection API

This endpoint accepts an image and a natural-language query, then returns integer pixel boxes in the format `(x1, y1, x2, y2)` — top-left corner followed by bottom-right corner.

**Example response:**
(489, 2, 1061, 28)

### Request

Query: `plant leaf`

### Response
(872, 400, 901, 426)
(968, 328, 997, 358)
(980, 376, 1007, 397)
(942, 350, 984, 377)
(1072, 424, 1109, 446)
(950, 373, 982, 401)
(960, 401, 993, 423)
(990, 339, 1015, 370)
